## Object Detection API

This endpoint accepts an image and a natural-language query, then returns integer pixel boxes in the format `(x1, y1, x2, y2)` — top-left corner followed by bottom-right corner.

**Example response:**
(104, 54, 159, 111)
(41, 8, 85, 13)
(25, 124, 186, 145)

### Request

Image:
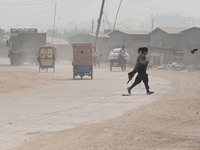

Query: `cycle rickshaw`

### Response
(38, 45, 56, 73)
(108, 48, 130, 72)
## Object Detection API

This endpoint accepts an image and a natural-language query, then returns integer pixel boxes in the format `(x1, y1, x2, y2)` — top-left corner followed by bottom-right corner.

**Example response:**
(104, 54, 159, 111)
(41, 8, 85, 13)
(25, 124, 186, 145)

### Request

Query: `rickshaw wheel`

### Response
(120, 60, 124, 72)
(110, 61, 113, 71)
(73, 72, 75, 79)
(94, 61, 96, 69)
(91, 72, 93, 79)
(121, 65, 124, 72)
(98, 60, 100, 69)
(124, 64, 126, 71)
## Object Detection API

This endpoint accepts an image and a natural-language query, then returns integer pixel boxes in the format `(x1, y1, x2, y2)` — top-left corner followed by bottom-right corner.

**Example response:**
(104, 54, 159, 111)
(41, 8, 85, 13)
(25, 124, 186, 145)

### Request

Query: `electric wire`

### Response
(0, 0, 199, 31)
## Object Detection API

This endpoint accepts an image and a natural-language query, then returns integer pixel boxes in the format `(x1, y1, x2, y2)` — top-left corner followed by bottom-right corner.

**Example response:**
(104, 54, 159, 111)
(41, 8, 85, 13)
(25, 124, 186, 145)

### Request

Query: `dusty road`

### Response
(1, 58, 199, 150)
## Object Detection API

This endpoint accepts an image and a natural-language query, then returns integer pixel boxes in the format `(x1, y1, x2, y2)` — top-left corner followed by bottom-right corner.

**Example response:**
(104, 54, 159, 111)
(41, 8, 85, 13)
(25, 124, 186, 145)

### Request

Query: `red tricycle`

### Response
(72, 43, 93, 79)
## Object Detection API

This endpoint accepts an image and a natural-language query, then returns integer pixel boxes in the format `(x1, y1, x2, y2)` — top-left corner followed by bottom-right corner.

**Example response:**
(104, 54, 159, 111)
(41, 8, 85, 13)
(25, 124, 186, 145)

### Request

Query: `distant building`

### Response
(150, 13, 195, 28)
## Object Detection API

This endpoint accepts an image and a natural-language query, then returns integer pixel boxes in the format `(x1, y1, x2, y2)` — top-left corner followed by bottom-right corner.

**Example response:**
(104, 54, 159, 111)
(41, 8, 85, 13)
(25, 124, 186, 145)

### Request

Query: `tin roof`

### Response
(69, 33, 109, 39)
(156, 27, 189, 34)
(115, 30, 150, 35)
(89, 33, 109, 38)
(179, 27, 200, 33)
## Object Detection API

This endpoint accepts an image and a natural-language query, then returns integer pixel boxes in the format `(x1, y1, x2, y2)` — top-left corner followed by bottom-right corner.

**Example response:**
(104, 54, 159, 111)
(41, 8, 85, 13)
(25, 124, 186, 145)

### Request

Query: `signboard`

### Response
(47, 48, 53, 58)
(40, 48, 54, 59)
(40, 48, 46, 58)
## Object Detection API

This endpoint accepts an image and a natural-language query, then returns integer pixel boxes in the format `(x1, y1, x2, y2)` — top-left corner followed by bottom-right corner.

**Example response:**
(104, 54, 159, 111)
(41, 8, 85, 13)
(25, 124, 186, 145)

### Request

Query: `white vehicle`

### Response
(108, 48, 130, 71)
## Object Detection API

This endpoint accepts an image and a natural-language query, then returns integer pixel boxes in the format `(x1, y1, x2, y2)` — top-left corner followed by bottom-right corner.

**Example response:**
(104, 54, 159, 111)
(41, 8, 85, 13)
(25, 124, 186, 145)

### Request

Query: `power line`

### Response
(113, 0, 122, 32)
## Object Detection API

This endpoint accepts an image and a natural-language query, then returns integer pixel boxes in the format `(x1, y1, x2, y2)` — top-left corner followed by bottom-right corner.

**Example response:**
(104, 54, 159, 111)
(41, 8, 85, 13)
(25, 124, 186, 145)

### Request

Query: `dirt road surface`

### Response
(0, 58, 199, 150)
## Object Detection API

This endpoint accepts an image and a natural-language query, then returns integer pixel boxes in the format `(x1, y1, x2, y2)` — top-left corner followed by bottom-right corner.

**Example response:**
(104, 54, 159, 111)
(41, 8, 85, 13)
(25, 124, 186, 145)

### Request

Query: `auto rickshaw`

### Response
(72, 43, 93, 79)
(38, 45, 55, 73)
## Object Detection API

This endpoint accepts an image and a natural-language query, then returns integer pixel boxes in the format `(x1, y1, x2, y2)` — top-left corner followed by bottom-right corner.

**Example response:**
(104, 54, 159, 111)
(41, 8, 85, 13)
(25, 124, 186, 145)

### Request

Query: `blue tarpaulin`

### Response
(76, 66, 90, 72)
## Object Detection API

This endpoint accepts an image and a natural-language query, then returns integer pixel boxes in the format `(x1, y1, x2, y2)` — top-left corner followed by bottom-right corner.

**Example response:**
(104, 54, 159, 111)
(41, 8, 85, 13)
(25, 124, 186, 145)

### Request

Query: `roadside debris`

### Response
(150, 62, 200, 71)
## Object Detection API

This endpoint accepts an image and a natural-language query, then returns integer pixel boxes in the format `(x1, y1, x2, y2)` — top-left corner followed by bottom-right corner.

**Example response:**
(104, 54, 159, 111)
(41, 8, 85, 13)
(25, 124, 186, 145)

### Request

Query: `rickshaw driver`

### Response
(119, 45, 126, 55)
(118, 45, 126, 64)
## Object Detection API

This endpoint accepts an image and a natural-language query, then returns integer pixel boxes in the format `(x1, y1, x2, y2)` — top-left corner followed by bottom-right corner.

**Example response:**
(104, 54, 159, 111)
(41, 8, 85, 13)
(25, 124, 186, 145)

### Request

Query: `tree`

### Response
(62, 28, 90, 41)
(0, 28, 9, 41)
(46, 29, 62, 39)
(45, 28, 91, 42)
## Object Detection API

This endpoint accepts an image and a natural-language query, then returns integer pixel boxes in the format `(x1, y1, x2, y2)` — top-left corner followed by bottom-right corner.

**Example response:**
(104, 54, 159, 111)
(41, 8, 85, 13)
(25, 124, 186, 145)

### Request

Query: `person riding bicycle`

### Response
(92, 47, 99, 57)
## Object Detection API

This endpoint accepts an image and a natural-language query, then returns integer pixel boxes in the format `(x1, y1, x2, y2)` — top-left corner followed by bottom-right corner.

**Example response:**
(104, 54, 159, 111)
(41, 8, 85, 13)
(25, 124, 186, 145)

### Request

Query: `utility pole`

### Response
(113, 0, 122, 32)
(150, 18, 154, 47)
(151, 18, 154, 32)
(92, 20, 94, 33)
(52, 1, 57, 45)
(93, 0, 105, 49)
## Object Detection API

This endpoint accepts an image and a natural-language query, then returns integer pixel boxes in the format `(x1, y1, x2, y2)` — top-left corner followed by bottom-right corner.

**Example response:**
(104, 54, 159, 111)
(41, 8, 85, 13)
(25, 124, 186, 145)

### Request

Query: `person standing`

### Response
(92, 46, 99, 64)
(127, 47, 154, 95)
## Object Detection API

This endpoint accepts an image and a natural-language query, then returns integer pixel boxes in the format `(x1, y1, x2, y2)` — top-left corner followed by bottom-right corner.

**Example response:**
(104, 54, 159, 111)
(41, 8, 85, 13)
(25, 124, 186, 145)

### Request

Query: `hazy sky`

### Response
(0, 0, 199, 31)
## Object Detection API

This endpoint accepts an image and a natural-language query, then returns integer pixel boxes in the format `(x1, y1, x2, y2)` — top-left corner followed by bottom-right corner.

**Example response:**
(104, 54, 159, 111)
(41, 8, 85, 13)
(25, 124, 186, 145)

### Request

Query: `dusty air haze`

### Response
(0, 0, 200, 31)
(0, 0, 200, 150)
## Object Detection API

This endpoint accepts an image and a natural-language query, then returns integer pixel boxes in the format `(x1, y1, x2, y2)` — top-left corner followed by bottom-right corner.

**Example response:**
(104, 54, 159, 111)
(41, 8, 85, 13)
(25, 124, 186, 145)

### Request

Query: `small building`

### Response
(109, 30, 150, 63)
(150, 27, 189, 50)
(149, 27, 189, 65)
(109, 30, 150, 46)
(179, 27, 200, 65)
(180, 27, 200, 45)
